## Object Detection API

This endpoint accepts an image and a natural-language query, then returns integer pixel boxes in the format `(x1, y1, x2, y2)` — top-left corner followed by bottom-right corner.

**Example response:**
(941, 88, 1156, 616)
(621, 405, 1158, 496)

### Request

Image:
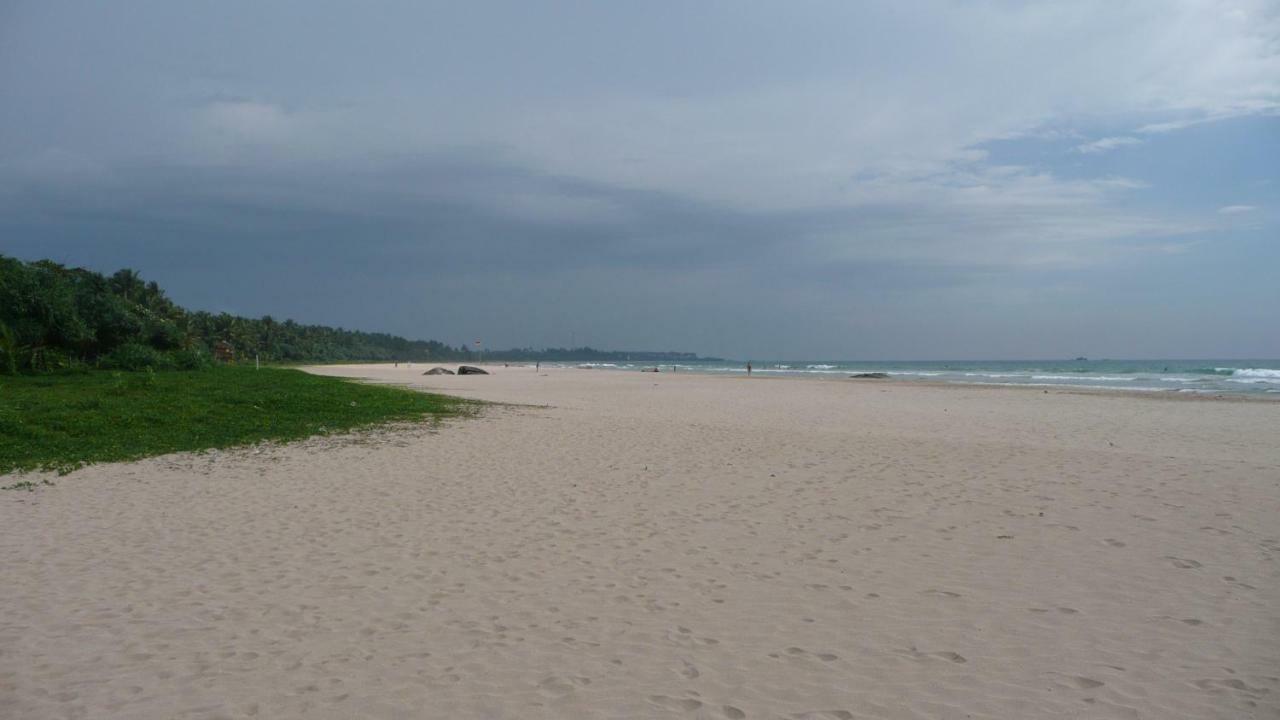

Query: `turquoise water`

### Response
(563, 359, 1280, 396)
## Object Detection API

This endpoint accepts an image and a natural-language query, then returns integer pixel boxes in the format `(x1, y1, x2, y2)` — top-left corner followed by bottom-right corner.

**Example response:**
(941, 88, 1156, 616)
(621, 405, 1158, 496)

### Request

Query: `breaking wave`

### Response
(1230, 368, 1280, 378)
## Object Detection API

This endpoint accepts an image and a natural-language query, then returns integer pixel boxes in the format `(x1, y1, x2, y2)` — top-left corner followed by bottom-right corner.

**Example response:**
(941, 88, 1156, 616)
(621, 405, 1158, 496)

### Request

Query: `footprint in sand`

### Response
(648, 695, 703, 712)
(1165, 556, 1202, 569)
(1222, 576, 1257, 590)
(773, 647, 839, 663)
(1194, 678, 1270, 694)
(793, 712, 854, 720)
(665, 626, 720, 648)
(1054, 671, 1105, 686)
(902, 647, 967, 664)
(1020, 606, 1072, 615)
(536, 675, 591, 697)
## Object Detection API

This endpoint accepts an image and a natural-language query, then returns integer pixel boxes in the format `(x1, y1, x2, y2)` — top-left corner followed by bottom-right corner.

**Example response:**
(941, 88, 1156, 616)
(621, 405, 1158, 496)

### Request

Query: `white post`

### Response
(255, 354, 260, 370)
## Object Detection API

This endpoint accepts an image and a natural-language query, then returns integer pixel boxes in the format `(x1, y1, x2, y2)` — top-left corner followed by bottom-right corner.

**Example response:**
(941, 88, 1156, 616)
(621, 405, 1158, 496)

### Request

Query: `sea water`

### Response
(563, 359, 1280, 397)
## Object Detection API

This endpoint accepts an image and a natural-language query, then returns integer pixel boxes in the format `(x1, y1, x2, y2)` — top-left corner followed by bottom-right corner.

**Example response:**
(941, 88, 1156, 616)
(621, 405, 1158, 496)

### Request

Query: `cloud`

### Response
(1076, 136, 1143, 154)
(0, 149, 1200, 282)
(1217, 204, 1256, 214)
(1137, 104, 1280, 134)
(1, 1, 1277, 357)
(1, 147, 111, 185)
(200, 100, 291, 138)
(6, 2, 1279, 208)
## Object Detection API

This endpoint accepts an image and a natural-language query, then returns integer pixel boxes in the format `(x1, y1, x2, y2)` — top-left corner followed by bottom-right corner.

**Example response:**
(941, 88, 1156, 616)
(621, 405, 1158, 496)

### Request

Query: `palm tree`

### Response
(109, 269, 145, 304)
(0, 319, 19, 374)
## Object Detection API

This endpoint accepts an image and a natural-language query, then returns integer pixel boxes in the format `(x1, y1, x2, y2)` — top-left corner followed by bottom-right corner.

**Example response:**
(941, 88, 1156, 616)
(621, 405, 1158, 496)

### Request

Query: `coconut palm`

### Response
(0, 319, 19, 374)
(109, 268, 145, 303)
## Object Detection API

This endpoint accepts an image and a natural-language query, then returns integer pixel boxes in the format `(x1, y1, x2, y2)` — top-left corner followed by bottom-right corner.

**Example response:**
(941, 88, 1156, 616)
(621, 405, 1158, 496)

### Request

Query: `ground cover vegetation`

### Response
(0, 365, 473, 476)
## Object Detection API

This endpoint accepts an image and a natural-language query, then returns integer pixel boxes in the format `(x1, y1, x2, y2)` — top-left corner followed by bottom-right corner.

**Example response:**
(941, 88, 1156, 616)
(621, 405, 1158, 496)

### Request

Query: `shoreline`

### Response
(354, 360, 1280, 403)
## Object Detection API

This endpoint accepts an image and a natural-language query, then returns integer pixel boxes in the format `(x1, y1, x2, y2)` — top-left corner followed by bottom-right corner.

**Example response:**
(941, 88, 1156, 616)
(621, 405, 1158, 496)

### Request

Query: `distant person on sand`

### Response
(747, 361, 752, 376)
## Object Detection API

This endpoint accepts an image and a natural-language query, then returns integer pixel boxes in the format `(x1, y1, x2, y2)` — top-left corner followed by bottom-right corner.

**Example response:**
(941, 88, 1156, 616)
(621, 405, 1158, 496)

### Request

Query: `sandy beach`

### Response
(2, 364, 1278, 719)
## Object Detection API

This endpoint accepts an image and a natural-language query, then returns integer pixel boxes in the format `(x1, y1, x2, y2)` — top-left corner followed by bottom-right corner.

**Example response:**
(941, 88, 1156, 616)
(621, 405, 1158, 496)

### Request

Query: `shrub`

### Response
(147, 320, 184, 350)
(29, 346, 74, 373)
(99, 343, 176, 371)
(172, 348, 211, 370)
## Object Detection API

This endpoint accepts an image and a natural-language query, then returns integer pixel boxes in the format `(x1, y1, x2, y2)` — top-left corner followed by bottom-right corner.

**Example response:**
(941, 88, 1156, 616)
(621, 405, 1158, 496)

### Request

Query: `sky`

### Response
(1, 1, 1277, 360)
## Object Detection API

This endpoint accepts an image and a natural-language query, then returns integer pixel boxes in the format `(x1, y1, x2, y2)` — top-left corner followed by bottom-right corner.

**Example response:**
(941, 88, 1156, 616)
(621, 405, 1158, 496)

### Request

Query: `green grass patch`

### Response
(0, 366, 474, 476)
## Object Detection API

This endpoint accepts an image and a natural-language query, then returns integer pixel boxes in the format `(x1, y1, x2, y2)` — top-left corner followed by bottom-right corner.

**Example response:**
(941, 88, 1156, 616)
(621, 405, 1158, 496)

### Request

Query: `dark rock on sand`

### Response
(423, 367, 455, 375)
(849, 372, 890, 379)
(458, 365, 489, 375)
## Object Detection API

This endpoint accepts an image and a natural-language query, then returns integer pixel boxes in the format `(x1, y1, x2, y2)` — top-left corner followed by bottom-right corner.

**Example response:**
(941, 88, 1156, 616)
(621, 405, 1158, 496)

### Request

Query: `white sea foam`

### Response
(1232, 368, 1280, 378)
(962, 372, 1027, 378)
(747, 367, 848, 374)
(960, 381, 1165, 392)
(618, 362, 1279, 395)
(1032, 375, 1134, 382)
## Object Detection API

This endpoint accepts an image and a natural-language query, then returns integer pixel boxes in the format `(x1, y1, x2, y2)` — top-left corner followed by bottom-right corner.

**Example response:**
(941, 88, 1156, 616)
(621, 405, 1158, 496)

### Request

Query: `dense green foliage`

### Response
(0, 255, 470, 372)
(0, 254, 717, 373)
(0, 366, 473, 475)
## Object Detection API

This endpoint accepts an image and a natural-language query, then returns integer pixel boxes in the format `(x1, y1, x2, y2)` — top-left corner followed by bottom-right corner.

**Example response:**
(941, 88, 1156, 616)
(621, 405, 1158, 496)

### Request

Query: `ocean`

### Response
(560, 359, 1280, 397)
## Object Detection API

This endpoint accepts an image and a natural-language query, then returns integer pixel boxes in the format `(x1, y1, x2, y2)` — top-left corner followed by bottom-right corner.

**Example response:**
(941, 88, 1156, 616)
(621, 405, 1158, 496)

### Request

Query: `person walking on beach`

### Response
(747, 361, 752, 376)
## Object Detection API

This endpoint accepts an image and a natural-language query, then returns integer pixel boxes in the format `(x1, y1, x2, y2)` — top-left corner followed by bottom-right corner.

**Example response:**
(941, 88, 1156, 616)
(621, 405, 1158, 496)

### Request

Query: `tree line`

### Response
(0, 255, 718, 374)
(0, 255, 471, 373)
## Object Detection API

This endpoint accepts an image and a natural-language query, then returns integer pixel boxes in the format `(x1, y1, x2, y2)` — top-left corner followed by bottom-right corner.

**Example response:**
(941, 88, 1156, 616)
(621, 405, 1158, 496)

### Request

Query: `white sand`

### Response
(3, 364, 1278, 719)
